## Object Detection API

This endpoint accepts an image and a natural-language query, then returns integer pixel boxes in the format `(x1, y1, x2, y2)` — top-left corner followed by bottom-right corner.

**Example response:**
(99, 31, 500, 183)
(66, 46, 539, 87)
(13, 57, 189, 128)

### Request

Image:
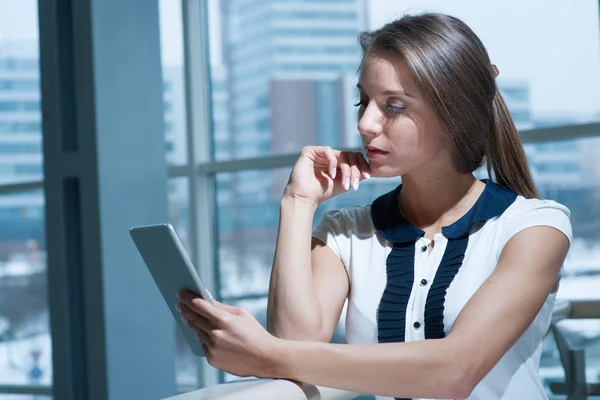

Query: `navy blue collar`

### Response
(371, 179, 517, 242)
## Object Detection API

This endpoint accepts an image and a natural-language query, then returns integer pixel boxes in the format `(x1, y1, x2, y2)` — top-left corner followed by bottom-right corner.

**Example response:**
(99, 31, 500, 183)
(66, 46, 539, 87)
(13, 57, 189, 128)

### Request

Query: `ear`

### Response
(491, 64, 499, 78)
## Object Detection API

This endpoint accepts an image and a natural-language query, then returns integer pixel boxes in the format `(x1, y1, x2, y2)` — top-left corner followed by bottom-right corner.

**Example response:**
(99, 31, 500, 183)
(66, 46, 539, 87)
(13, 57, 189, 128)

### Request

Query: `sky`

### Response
(2, 0, 600, 120)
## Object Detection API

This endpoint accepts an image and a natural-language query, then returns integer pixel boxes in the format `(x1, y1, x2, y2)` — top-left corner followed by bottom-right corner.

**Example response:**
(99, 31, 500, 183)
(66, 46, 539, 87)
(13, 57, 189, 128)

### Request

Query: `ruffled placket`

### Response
(371, 180, 517, 400)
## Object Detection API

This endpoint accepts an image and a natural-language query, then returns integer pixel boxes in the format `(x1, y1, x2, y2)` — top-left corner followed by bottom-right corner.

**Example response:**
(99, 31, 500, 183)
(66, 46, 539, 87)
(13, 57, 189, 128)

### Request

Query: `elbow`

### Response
(440, 344, 479, 399)
(267, 305, 328, 341)
(268, 324, 329, 342)
(440, 370, 475, 400)
(449, 379, 474, 400)
(452, 362, 485, 399)
(267, 317, 326, 342)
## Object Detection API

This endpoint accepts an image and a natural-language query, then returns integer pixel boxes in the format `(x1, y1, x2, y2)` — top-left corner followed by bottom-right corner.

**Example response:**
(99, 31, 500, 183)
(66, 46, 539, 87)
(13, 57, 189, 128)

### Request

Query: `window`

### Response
(0, 0, 50, 398)
(0, 192, 49, 392)
(159, 0, 194, 388)
(531, 136, 600, 391)
(160, 0, 188, 166)
(167, 177, 196, 388)
(0, 79, 39, 92)
(0, 143, 41, 154)
(0, 101, 40, 113)
(169, 0, 600, 395)
(0, 122, 41, 134)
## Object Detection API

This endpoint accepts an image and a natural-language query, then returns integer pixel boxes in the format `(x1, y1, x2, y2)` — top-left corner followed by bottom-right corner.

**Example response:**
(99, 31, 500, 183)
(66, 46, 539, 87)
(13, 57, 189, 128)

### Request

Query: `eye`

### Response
(386, 105, 406, 114)
(353, 99, 368, 108)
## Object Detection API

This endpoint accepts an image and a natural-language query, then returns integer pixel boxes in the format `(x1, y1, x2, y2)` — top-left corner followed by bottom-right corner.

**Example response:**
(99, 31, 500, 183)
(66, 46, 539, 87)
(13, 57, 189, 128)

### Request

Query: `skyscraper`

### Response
(0, 40, 42, 185)
(0, 40, 44, 251)
(220, 0, 367, 194)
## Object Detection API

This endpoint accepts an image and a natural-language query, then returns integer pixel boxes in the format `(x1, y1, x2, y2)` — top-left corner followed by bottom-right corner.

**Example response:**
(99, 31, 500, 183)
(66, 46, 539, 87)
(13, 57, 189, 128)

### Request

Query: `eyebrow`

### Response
(356, 83, 415, 99)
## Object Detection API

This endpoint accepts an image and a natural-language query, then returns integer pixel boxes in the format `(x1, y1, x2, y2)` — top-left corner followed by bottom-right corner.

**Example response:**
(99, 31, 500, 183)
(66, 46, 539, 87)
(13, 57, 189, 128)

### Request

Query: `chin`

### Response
(368, 164, 403, 179)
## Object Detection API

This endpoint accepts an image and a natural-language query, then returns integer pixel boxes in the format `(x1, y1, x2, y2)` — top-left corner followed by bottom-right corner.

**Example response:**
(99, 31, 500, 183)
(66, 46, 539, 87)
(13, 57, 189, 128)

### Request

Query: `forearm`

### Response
(267, 196, 323, 339)
(275, 338, 473, 399)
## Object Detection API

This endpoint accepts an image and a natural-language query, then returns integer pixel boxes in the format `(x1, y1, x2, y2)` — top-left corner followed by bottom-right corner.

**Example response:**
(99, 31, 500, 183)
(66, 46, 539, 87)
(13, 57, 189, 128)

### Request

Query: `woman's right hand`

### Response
(283, 146, 371, 207)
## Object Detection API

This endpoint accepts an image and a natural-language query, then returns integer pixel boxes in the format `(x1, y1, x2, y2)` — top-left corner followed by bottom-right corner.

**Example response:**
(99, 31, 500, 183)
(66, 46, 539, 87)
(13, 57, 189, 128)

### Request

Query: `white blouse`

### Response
(312, 180, 572, 400)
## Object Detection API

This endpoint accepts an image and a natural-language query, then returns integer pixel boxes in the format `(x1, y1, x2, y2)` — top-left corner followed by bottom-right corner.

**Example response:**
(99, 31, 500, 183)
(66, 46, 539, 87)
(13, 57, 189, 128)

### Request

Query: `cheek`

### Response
(409, 115, 444, 154)
(386, 119, 423, 152)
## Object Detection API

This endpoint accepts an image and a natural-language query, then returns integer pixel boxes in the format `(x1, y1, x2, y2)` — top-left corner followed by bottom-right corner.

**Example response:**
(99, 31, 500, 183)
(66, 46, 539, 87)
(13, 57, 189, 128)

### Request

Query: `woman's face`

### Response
(357, 53, 452, 178)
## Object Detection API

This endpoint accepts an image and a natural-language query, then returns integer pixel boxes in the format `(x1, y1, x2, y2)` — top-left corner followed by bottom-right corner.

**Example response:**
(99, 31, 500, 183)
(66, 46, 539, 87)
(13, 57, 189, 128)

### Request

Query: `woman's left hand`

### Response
(176, 289, 284, 378)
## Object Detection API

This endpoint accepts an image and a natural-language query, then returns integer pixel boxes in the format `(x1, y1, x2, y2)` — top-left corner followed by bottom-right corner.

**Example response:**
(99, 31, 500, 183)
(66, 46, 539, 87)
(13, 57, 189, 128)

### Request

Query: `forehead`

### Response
(358, 53, 419, 96)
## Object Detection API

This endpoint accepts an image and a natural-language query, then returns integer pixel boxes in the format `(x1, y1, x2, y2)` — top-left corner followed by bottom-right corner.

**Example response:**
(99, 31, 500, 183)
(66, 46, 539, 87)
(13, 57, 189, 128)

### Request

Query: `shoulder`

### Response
(316, 204, 377, 238)
(497, 196, 573, 245)
(503, 196, 570, 219)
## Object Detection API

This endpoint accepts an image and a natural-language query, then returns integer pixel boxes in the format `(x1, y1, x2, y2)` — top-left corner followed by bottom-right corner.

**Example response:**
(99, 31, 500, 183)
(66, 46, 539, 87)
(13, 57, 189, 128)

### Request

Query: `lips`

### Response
(365, 145, 388, 159)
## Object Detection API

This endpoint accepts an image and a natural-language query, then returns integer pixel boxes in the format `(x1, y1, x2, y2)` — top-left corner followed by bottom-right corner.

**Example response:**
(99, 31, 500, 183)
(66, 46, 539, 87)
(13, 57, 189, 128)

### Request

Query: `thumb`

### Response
(214, 300, 243, 315)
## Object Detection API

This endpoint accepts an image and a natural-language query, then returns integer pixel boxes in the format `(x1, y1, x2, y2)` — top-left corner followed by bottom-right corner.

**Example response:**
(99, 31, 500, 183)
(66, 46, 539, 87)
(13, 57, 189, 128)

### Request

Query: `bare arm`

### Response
(266, 197, 349, 342)
(273, 226, 570, 399)
(267, 146, 368, 342)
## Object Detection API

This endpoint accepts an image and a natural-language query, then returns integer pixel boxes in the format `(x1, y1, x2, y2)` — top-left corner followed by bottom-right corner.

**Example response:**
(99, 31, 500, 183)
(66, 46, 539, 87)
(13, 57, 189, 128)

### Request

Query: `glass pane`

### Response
(215, 167, 400, 300)
(368, 0, 600, 129)
(159, 0, 188, 166)
(0, 190, 50, 386)
(208, 0, 365, 161)
(209, 0, 600, 162)
(533, 136, 600, 393)
(167, 177, 196, 387)
(0, 0, 50, 390)
(208, 0, 600, 162)
(215, 168, 290, 299)
(0, 0, 42, 184)
(0, 396, 51, 400)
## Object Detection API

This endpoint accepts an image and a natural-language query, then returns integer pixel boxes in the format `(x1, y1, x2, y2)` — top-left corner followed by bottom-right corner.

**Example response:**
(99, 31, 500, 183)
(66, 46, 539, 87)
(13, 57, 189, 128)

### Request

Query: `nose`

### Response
(357, 102, 383, 137)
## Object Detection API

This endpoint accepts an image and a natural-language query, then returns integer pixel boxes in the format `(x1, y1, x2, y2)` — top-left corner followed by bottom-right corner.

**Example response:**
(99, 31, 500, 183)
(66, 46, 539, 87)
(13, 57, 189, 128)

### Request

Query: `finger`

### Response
(355, 152, 372, 180)
(202, 342, 210, 356)
(322, 146, 339, 180)
(180, 303, 213, 332)
(195, 330, 212, 347)
(346, 152, 361, 191)
(301, 146, 338, 179)
(177, 288, 201, 305)
(214, 300, 243, 316)
(338, 153, 351, 191)
(180, 294, 225, 324)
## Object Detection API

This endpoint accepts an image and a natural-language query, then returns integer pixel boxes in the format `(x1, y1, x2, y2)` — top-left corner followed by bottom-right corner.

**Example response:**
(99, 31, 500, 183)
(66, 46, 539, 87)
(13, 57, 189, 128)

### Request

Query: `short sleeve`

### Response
(312, 210, 351, 270)
(500, 199, 573, 249)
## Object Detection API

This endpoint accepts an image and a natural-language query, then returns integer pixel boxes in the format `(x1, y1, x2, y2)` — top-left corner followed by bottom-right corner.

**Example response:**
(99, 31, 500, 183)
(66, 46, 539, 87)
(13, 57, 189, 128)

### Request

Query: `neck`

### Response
(399, 169, 481, 229)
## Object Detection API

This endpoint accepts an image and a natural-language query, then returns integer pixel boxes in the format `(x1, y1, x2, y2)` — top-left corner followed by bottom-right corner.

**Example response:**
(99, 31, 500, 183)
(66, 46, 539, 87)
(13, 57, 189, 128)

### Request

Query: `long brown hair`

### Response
(359, 13, 538, 198)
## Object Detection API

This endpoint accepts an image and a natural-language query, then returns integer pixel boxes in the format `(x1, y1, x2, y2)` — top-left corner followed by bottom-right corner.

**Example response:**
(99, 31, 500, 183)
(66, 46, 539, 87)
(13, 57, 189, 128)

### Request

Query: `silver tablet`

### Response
(130, 223, 215, 357)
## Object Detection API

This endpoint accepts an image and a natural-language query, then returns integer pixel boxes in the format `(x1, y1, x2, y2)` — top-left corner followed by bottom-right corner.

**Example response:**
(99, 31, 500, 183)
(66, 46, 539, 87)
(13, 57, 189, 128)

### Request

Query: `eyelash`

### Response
(353, 100, 406, 114)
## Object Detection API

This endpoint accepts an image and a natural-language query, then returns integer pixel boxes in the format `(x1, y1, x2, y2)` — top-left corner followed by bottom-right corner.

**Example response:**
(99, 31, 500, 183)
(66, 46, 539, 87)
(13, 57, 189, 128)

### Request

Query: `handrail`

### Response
(163, 378, 362, 400)
(568, 300, 600, 319)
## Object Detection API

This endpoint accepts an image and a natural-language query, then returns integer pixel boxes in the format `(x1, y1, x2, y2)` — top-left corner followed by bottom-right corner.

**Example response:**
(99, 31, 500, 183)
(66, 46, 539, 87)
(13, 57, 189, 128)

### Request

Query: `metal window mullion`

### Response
(520, 122, 600, 143)
(167, 164, 195, 178)
(0, 179, 44, 194)
(181, 0, 220, 389)
(188, 124, 600, 175)
(0, 384, 53, 396)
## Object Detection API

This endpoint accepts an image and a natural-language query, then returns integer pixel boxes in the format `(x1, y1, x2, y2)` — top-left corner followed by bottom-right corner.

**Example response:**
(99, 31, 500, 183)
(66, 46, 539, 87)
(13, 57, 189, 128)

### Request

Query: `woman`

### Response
(176, 13, 572, 400)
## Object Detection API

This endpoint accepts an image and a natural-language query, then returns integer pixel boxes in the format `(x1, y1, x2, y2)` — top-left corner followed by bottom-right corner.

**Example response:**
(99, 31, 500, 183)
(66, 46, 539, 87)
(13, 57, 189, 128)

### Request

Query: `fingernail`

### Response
(344, 178, 350, 190)
(331, 168, 337, 179)
(364, 172, 371, 180)
(352, 178, 359, 190)
(175, 303, 181, 312)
